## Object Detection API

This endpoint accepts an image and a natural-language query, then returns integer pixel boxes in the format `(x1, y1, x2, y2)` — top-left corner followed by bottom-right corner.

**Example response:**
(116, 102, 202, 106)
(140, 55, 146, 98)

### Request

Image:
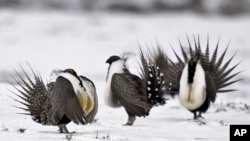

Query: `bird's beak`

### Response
(105, 58, 110, 64)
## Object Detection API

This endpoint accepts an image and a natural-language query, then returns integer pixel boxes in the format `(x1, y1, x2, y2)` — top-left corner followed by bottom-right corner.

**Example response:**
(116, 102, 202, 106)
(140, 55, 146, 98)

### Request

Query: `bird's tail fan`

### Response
(9, 64, 50, 125)
(138, 48, 167, 106)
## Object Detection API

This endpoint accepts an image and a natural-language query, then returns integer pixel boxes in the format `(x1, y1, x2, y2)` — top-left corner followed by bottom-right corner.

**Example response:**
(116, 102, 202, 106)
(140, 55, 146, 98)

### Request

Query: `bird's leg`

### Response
(193, 112, 206, 125)
(58, 125, 74, 133)
(62, 125, 69, 133)
(193, 112, 197, 119)
(125, 113, 135, 126)
(193, 112, 204, 119)
(58, 125, 64, 133)
(198, 112, 202, 118)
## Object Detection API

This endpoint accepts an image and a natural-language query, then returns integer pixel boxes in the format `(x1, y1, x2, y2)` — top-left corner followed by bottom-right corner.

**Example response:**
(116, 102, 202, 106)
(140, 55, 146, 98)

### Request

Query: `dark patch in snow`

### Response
(194, 118, 207, 126)
(17, 128, 26, 133)
(65, 134, 73, 140)
(214, 102, 250, 113)
(1, 124, 9, 132)
(219, 120, 228, 126)
(95, 130, 111, 140)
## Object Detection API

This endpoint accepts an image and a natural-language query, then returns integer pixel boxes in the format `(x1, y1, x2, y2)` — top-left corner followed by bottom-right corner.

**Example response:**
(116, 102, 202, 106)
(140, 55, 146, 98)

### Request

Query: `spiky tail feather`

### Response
(138, 47, 167, 106)
(153, 47, 182, 96)
(146, 65, 166, 106)
(154, 35, 242, 96)
(10, 64, 50, 125)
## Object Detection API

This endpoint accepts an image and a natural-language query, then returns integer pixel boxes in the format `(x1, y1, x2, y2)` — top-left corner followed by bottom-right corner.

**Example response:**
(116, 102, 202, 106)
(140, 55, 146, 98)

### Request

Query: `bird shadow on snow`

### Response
(37, 130, 62, 134)
(37, 130, 95, 135)
(163, 116, 227, 127)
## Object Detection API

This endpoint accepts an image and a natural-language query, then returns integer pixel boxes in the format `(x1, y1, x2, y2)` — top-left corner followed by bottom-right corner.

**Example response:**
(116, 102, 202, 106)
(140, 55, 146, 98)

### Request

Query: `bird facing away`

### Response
(104, 50, 167, 125)
(10, 66, 98, 133)
(154, 36, 242, 119)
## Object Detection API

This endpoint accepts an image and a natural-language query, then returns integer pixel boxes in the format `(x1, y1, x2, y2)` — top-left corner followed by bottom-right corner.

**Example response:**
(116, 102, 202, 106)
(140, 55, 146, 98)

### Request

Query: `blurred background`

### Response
(0, 0, 250, 102)
(1, 0, 250, 15)
(0, 0, 250, 15)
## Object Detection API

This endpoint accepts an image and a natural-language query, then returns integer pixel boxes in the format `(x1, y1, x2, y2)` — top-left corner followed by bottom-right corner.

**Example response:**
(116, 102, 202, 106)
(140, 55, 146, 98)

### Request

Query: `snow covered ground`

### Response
(0, 10, 250, 141)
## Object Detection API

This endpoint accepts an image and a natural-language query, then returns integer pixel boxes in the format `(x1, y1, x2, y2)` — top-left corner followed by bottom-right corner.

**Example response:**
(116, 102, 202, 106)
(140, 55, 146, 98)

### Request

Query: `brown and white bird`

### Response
(11, 66, 98, 133)
(154, 37, 242, 119)
(104, 50, 167, 125)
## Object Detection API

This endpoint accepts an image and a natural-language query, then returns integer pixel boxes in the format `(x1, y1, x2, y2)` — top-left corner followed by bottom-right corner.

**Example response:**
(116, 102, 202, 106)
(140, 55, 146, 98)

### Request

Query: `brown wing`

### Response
(205, 72, 217, 102)
(111, 73, 151, 117)
(48, 76, 87, 125)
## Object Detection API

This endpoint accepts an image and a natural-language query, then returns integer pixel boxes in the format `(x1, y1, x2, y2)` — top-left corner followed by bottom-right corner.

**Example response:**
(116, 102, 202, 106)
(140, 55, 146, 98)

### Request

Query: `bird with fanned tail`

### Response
(10, 65, 98, 133)
(104, 49, 167, 125)
(154, 36, 242, 119)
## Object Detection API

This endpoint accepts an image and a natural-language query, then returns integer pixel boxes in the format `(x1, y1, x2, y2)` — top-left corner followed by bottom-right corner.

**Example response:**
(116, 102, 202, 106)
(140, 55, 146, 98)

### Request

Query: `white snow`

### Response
(0, 10, 250, 141)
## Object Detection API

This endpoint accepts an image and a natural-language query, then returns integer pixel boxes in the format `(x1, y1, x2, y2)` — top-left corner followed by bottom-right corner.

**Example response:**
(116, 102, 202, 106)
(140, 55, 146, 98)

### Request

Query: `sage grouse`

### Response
(104, 50, 167, 125)
(154, 37, 241, 119)
(11, 66, 98, 133)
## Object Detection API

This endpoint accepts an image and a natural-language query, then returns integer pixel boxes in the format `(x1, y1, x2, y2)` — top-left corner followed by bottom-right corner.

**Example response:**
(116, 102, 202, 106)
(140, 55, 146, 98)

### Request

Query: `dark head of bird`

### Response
(63, 68, 83, 88)
(63, 68, 78, 77)
(106, 55, 121, 64)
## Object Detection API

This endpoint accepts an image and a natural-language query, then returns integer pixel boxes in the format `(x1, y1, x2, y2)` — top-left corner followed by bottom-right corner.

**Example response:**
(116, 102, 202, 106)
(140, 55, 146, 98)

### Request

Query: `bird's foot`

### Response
(123, 122, 133, 126)
(58, 125, 75, 134)
(124, 115, 135, 126)
(193, 117, 207, 125)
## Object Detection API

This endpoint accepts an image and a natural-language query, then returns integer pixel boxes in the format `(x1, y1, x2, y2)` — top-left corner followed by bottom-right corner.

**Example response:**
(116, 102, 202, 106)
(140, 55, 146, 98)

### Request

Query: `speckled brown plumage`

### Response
(11, 65, 98, 133)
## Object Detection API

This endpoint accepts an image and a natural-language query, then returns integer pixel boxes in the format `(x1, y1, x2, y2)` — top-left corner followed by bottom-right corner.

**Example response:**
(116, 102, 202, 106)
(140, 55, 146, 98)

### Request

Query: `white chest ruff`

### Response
(56, 72, 94, 115)
(179, 63, 207, 110)
(104, 60, 124, 108)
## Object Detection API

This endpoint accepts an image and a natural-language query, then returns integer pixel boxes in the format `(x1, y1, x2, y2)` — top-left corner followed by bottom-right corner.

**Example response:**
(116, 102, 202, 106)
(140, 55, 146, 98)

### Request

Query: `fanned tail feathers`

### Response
(139, 48, 167, 106)
(154, 47, 183, 95)
(154, 35, 241, 95)
(10, 64, 50, 125)
(203, 38, 242, 93)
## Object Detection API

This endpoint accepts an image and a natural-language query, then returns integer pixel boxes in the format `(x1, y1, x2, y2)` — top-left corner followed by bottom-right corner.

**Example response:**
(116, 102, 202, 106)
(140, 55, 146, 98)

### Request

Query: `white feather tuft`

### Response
(179, 62, 206, 110)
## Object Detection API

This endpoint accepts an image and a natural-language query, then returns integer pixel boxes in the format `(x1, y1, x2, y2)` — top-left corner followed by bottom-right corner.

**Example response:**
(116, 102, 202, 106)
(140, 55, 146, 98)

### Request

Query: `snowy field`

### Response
(0, 10, 250, 141)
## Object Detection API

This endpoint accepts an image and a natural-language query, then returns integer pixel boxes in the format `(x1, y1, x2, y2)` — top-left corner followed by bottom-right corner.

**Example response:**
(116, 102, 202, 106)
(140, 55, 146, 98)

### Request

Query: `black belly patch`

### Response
(58, 115, 71, 125)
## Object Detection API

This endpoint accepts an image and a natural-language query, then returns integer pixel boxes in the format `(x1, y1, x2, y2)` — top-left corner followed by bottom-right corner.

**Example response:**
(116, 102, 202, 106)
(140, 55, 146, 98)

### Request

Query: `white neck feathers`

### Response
(179, 61, 207, 110)
(59, 72, 84, 94)
(104, 59, 125, 108)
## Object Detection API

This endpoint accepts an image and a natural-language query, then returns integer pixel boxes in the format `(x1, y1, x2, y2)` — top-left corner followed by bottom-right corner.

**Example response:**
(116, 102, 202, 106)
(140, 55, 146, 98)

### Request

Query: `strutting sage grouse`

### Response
(104, 49, 167, 125)
(11, 66, 98, 133)
(154, 36, 242, 119)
